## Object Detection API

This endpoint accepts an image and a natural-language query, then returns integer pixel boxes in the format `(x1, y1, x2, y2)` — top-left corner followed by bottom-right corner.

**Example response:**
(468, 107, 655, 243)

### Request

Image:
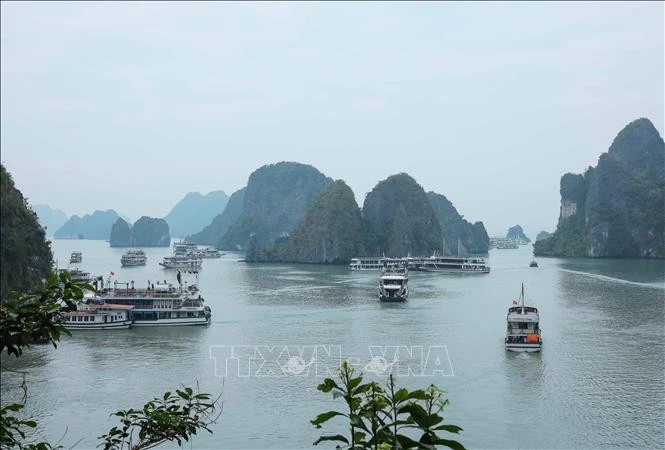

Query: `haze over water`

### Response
(2, 240, 663, 449)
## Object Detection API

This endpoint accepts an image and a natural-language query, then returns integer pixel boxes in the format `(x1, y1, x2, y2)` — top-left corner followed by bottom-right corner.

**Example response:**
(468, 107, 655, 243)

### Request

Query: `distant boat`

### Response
(121, 249, 147, 267)
(69, 251, 82, 264)
(505, 283, 542, 352)
(529, 260, 538, 268)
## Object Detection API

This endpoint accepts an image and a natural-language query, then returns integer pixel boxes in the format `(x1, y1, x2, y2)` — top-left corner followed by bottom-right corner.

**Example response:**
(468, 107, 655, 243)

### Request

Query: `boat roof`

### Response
(507, 310, 539, 321)
(92, 303, 134, 310)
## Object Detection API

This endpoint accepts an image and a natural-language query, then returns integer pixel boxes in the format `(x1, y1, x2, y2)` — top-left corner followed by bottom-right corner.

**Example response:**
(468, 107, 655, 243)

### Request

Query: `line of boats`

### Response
(351, 253, 490, 274)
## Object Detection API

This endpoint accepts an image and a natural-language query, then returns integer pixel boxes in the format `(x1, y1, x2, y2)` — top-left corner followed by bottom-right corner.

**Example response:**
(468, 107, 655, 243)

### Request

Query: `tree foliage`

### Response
(312, 362, 465, 450)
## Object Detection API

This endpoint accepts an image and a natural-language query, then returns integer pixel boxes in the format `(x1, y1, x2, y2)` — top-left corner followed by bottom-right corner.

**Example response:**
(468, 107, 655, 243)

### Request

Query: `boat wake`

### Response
(559, 268, 665, 290)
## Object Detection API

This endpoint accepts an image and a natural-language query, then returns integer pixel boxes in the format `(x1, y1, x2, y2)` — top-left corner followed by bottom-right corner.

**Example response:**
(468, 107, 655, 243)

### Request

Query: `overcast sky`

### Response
(1, 1, 663, 238)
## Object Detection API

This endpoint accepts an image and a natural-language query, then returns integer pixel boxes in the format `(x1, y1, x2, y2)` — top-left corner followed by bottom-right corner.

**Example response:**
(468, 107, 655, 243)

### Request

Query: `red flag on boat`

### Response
(512, 300, 518, 305)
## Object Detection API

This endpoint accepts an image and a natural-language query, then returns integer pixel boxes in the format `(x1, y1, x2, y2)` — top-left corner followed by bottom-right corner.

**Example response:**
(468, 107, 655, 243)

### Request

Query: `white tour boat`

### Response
(97, 279, 211, 326)
(121, 249, 147, 267)
(505, 283, 542, 352)
(378, 263, 409, 302)
(159, 256, 203, 270)
(63, 300, 134, 330)
(406, 252, 490, 274)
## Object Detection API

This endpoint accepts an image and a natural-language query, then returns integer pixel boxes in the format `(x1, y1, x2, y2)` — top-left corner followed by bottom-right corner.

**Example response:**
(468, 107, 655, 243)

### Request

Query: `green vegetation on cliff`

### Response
(271, 180, 367, 263)
(535, 118, 665, 258)
(188, 188, 246, 247)
(220, 162, 332, 252)
(428, 192, 489, 255)
(363, 173, 442, 257)
(0, 165, 53, 299)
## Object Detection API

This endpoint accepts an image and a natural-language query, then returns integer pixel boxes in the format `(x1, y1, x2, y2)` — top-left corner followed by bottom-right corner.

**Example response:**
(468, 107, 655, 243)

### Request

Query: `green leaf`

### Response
(430, 437, 467, 450)
(311, 410, 346, 428)
(433, 424, 463, 434)
(313, 434, 349, 446)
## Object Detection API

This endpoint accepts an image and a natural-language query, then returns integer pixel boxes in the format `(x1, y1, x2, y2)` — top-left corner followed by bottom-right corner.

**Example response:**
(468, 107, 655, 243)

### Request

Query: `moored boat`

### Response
(63, 300, 133, 330)
(121, 249, 147, 267)
(406, 253, 490, 274)
(349, 257, 386, 270)
(97, 279, 211, 326)
(378, 262, 409, 302)
(505, 283, 542, 352)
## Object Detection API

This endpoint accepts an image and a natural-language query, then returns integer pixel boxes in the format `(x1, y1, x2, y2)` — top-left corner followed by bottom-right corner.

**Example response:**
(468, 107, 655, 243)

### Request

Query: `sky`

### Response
(1, 1, 663, 238)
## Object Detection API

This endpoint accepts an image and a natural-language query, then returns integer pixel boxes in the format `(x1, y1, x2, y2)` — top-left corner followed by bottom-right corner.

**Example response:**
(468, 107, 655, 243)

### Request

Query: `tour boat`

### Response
(63, 300, 134, 330)
(505, 283, 542, 352)
(349, 257, 386, 270)
(378, 263, 409, 302)
(97, 278, 211, 326)
(529, 260, 538, 268)
(121, 249, 147, 267)
(159, 256, 203, 270)
(406, 253, 490, 274)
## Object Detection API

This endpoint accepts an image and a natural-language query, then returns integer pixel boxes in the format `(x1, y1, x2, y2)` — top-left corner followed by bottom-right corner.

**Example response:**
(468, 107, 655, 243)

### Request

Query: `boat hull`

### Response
(379, 295, 407, 302)
(505, 343, 542, 352)
(132, 318, 210, 326)
(66, 320, 133, 330)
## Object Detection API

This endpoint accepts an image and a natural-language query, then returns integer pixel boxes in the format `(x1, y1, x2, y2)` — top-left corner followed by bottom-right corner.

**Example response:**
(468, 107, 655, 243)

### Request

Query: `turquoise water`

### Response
(2, 240, 663, 449)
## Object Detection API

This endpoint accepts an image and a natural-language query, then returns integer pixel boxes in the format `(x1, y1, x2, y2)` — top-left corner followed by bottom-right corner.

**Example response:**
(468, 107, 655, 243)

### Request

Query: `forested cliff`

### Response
(1, 165, 53, 298)
(534, 118, 664, 258)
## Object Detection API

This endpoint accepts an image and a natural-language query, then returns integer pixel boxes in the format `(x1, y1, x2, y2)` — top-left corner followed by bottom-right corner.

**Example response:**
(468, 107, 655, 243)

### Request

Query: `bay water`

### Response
(2, 240, 663, 449)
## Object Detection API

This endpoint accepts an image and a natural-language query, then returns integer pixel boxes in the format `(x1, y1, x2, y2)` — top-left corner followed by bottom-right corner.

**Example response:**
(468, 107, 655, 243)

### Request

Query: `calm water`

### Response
(2, 240, 664, 449)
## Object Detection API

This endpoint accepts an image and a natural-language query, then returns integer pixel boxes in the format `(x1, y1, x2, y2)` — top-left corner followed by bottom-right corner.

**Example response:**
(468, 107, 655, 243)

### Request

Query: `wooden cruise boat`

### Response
(505, 283, 542, 352)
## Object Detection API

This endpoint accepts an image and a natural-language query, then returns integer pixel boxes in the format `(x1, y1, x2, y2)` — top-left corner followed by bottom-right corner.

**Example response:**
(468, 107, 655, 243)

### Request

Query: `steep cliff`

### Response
(1, 165, 53, 298)
(534, 118, 665, 258)
(363, 173, 442, 257)
(272, 180, 367, 263)
(164, 190, 228, 238)
(219, 162, 332, 252)
(131, 217, 171, 247)
(507, 225, 530, 243)
(188, 188, 246, 246)
(109, 216, 170, 247)
(109, 218, 132, 247)
(427, 192, 489, 255)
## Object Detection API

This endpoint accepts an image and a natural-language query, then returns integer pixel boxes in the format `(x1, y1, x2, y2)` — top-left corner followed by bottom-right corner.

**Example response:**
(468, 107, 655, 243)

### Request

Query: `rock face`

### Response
(131, 217, 170, 247)
(109, 217, 170, 247)
(219, 162, 332, 251)
(1, 164, 53, 298)
(428, 192, 489, 255)
(507, 225, 530, 243)
(535, 231, 551, 242)
(164, 190, 229, 238)
(188, 188, 246, 247)
(534, 118, 665, 258)
(109, 218, 132, 247)
(272, 180, 367, 263)
(32, 204, 68, 236)
(54, 210, 120, 240)
(362, 173, 442, 257)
